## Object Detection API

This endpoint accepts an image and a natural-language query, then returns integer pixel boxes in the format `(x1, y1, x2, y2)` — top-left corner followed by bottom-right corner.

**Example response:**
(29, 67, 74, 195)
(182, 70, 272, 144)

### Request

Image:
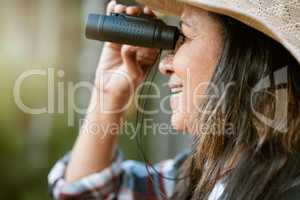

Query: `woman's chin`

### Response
(170, 112, 186, 132)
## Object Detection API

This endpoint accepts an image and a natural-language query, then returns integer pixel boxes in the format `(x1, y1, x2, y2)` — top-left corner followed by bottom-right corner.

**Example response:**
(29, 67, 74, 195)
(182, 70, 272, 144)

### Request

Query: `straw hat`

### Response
(136, 0, 300, 64)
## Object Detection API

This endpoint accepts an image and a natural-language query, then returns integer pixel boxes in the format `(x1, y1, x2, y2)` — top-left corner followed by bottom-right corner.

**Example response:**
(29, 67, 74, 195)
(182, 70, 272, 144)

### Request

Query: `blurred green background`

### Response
(0, 0, 190, 199)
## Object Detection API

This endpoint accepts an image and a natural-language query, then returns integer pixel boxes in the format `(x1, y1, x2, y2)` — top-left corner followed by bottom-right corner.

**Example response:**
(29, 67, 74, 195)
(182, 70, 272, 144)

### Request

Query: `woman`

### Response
(48, 0, 300, 199)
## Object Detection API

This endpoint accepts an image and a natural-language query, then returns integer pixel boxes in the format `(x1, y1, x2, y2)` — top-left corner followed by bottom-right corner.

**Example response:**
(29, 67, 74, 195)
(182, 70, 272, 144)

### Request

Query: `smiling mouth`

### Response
(171, 90, 182, 95)
(168, 81, 183, 95)
(170, 88, 183, 95)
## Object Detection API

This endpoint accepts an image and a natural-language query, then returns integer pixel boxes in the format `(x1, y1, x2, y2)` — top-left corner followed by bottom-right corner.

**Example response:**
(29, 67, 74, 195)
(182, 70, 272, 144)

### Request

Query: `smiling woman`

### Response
(159, 6, 224, 132)
(48, 0, 300, 200)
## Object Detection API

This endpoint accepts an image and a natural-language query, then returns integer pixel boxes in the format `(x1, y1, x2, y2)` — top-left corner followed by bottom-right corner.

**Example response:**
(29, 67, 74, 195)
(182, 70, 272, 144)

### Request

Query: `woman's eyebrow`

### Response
(179, 20, 193, 29)
(179, 20, 197, 33)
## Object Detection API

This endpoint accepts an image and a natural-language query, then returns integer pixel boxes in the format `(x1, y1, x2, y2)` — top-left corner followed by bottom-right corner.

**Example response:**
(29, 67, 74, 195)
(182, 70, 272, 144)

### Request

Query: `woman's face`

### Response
(159, 6, 224, 132)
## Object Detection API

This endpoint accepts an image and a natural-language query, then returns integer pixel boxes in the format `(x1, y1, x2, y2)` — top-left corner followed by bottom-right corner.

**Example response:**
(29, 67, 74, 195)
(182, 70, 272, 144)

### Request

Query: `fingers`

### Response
(114, 4, 126, 13)
(143, 6, 155, 17)
(121, 45, 143, 81)
(137, 48, 159, 64)
(106, 1, 144, 49)
(105, 0, 159, 80)
(107, 0, 142, 16)
(106, 0, 116, 15)
(107, 0, 155, 17)
(126, 6, 142, 15)
(121, 46, 159, 80)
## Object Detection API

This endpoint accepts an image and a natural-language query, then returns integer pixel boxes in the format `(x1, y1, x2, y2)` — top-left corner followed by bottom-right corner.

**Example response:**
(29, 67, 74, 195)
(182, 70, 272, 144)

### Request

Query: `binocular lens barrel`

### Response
(86, 13, 180, 50)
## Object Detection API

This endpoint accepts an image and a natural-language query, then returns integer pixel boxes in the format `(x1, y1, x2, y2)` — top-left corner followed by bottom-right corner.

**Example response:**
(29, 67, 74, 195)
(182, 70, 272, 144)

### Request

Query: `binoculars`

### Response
(85, 13, 180, 50)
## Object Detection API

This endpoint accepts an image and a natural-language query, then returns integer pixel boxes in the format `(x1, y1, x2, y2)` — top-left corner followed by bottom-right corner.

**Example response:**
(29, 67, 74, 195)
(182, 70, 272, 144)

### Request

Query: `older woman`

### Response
(48, 0, 300, 199)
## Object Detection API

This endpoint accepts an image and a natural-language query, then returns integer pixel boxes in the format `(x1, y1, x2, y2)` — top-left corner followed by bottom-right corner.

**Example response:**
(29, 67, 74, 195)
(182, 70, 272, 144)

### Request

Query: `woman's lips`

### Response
(170, 86, 182, 111)
(170, 88, 182, 94)
(168, 83, 183, 92)
(168, 82, 183, 110)
(170, 90, 182, 110)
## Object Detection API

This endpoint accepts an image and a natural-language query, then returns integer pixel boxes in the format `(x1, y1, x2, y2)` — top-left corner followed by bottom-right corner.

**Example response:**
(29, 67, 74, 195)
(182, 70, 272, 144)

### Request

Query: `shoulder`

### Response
(118, 149, 191, 198)
(121, 148, 191, 177)
(120, 149, 191, 179)
(47, 148, 191, 199)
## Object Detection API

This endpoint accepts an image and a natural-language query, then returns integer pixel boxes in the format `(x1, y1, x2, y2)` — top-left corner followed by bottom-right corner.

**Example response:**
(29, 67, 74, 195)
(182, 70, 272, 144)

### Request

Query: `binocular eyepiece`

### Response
(85, 13, 180, 50)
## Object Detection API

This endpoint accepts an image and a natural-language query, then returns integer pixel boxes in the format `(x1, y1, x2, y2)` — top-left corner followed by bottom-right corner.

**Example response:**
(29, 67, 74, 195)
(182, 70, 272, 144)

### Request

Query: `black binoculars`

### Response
(85, 13, 180, 50)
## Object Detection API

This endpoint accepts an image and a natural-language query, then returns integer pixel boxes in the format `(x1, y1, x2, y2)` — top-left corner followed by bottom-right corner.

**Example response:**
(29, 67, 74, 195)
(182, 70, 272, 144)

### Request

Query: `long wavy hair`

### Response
(171, 14, 300, 200)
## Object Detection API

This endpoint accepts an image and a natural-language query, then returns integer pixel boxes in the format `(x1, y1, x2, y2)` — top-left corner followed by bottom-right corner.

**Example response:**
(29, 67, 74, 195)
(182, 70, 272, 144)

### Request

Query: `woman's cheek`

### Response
(170, 91, 190, 132)
(170, 38, 220, 132)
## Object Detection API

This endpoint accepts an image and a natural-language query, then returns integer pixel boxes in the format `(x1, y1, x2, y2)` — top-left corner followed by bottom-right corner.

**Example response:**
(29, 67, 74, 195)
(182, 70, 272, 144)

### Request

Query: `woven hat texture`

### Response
(137, 0, 300, 64)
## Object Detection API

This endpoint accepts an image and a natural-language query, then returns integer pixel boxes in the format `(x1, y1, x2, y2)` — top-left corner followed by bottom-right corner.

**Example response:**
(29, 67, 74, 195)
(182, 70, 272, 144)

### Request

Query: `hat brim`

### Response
(136, 0, 300, 65)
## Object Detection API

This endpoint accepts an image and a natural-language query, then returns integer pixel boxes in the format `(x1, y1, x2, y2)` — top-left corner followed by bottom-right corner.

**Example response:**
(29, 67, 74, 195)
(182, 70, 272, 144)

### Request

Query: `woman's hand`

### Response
(65, 1, 160, 183)
(95, 1, 159, 103)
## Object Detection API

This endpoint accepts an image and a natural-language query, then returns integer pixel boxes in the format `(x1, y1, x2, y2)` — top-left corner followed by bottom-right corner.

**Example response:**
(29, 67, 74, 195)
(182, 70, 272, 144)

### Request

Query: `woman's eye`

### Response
(174, 33, 187, 52)
(178, 34, 186, 45)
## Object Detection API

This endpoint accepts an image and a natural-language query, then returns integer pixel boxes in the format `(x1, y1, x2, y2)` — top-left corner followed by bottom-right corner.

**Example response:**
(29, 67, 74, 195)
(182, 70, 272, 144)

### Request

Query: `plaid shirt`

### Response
(48, 148, 300, 200)
(48, 149, 190, 200)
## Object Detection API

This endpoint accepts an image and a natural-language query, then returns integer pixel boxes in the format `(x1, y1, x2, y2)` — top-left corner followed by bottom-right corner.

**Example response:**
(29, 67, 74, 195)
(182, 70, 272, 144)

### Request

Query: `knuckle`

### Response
(114, 4, 126, 13)
(106, 0, 116, 13)
(126, 6, 142, 15)
(120, 46, 129, 56)
(121, 46, 135, 56)
(131, 75, 143, 86)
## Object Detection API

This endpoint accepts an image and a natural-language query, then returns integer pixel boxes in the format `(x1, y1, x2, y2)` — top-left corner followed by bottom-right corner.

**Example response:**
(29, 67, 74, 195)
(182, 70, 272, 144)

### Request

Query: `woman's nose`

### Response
(159, 54, 174, 76)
